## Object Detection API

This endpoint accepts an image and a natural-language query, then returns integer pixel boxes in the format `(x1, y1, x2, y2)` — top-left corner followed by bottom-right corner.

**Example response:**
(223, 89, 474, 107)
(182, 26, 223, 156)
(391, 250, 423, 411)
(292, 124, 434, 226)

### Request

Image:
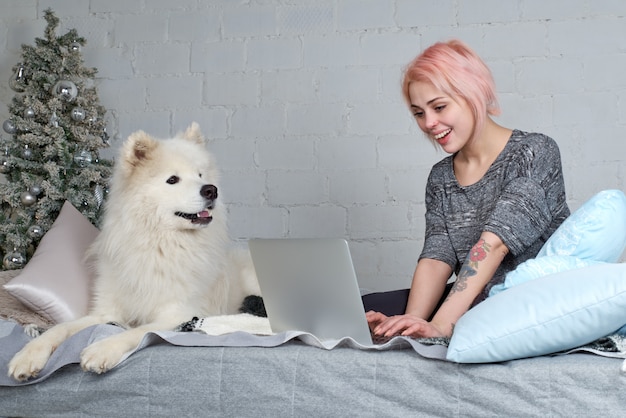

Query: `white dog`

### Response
(8, 123, 260, 381)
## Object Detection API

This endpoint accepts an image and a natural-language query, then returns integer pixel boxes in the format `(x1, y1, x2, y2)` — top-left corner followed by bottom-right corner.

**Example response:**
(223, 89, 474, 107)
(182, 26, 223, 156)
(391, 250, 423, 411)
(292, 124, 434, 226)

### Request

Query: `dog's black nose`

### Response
(200, 184, 218, 200)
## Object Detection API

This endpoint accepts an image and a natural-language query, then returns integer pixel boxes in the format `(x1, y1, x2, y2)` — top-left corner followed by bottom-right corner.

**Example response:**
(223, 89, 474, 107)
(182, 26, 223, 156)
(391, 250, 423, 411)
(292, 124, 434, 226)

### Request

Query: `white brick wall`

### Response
(1, 0, 626, 292)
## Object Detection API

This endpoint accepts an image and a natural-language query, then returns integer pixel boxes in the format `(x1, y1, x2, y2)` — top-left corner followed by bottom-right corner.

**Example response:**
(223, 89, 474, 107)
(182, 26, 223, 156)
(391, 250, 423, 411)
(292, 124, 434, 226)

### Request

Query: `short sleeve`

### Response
(419, 170, 458, 268)
(484, 134, 567, 256)
(484, 177, 552, 256)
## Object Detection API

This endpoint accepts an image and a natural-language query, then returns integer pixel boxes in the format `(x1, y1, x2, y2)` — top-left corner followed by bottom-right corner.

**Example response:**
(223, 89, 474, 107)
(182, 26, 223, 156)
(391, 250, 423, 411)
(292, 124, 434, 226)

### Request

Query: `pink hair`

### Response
(402, 39, 500, 140)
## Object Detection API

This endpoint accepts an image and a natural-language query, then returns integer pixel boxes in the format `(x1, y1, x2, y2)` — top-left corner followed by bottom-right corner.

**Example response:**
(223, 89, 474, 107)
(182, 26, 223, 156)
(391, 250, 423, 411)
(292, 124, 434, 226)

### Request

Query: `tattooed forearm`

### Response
(446, 239, 491, 300)
(446, 264, 475, 300)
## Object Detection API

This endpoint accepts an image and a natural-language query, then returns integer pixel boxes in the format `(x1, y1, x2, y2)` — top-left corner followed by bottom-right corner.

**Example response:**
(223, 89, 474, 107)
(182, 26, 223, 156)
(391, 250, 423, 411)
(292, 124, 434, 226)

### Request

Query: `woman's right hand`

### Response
(365, 310, 389, 332)
(367, 311, 449, 339)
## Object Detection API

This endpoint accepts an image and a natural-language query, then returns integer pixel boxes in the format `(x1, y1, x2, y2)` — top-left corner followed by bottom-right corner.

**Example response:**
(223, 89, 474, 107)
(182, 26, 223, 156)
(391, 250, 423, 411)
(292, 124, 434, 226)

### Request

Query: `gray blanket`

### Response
(2, 318, 624, 387)
(0, 320, 448, 386)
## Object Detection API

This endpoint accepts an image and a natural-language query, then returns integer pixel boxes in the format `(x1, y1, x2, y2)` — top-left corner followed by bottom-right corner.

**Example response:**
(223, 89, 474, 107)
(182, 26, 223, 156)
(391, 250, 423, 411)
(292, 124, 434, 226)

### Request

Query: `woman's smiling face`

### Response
(408, 80, 476, 154)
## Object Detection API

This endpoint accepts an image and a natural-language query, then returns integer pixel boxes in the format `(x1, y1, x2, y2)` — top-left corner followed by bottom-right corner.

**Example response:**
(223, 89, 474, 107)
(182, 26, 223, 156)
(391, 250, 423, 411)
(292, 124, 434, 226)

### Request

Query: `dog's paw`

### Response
(23, 323, 47, 338)
(7, 342, 54, 382)
(80, 339, 127, 374)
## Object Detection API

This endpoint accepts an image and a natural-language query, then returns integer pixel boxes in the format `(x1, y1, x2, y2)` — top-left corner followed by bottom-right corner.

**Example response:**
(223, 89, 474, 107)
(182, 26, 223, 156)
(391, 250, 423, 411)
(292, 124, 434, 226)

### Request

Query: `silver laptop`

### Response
(248, 238, 373, 345)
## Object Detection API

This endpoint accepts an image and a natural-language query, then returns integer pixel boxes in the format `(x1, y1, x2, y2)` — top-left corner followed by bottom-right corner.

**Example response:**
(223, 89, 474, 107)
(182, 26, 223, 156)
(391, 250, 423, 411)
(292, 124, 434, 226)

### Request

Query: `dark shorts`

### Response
(361, 283, 453, 321)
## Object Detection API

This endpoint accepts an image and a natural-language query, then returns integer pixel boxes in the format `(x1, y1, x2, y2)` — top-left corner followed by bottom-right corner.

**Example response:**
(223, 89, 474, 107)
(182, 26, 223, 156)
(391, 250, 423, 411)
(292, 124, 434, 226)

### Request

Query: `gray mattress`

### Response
(1, 321, 625, 417)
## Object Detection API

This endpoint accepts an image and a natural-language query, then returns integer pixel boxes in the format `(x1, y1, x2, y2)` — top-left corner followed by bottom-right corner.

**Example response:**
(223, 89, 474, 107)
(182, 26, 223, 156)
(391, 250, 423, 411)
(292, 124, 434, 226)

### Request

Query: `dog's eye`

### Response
(166, 175, 180, 185)
(199, 173, 202, 178)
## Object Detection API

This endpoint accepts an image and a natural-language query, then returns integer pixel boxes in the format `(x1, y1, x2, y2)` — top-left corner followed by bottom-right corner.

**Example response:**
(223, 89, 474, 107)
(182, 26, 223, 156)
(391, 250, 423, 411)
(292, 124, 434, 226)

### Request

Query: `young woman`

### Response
(365, 40, 570, 339)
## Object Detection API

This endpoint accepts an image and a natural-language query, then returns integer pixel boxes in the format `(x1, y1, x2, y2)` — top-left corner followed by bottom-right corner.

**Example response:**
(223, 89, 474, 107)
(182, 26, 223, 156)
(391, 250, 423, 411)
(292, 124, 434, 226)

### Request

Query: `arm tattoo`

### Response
(468, 238, 491, 270)
(446, 239, 491, 300)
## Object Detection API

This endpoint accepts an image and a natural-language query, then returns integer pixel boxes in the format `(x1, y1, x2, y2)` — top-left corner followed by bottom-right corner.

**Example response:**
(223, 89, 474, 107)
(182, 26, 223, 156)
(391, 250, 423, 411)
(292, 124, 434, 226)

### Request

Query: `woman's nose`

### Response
(425, 111, 438, 129)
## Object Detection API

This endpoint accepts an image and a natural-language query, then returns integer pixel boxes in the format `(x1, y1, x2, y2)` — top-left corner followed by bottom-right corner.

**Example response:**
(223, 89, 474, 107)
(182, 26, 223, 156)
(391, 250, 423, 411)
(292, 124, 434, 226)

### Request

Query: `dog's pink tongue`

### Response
(198, 210, 211, 218)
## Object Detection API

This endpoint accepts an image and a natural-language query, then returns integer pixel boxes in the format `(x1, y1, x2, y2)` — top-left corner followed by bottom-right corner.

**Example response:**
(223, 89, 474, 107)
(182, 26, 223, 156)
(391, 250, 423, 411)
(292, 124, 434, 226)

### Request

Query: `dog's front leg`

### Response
(80, 320, 181, 374)
(8, 315, 105, 382)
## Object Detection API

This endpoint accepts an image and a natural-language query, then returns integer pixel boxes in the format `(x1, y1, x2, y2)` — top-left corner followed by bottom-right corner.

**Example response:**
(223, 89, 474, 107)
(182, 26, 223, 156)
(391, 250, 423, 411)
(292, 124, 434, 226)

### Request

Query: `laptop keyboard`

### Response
(371, 332, 393, 345)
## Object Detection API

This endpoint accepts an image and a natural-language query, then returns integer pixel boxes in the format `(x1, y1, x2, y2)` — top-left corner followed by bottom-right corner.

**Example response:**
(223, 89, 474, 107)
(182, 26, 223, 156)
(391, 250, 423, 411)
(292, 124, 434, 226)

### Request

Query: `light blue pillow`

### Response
(539, 189, 626, 261)
(489, 256, 602, 296)
(447, 262, 626, 363)
(489, 189, 626, 297)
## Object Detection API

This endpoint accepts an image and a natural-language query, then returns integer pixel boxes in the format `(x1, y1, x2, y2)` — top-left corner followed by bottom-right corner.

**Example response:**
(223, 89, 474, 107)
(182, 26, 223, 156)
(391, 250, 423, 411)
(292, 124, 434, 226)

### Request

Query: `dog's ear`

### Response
(179, 122, 206, 145)
(121, 130, 158, 172)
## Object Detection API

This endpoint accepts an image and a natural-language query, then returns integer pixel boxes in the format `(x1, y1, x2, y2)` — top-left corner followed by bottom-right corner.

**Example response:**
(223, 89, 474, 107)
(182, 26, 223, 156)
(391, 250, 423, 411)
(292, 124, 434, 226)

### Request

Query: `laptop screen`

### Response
(248, 238, 373, 345)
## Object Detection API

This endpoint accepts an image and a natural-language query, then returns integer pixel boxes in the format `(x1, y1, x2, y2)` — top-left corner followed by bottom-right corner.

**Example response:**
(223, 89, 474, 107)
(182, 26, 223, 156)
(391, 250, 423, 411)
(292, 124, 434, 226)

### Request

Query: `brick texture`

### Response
(1, 1, 625, 291)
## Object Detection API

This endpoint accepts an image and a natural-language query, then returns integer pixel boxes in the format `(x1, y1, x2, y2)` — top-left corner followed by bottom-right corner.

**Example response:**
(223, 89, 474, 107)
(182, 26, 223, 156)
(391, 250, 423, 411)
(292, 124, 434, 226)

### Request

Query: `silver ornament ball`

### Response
(2, 120, 16, 134)
(71, 107, 86, 121)
(52, 80, 78, 102)
(74, 149, 93, 167)
(24, 107, 35, 119)
(28, 224, 44, 239)
(20, 191, 36, 206)
(3, 251, 26, 270)
(29, 184, 42, 196)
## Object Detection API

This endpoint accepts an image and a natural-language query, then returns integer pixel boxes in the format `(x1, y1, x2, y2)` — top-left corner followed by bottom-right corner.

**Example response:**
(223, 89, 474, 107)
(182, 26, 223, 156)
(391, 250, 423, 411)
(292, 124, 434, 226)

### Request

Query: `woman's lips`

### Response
(433, 128, 451, 144)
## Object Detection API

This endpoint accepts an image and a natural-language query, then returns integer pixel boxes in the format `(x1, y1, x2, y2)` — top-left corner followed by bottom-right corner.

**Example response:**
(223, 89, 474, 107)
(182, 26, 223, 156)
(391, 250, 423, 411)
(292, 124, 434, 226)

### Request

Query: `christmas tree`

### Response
(0, 8, 113, 270)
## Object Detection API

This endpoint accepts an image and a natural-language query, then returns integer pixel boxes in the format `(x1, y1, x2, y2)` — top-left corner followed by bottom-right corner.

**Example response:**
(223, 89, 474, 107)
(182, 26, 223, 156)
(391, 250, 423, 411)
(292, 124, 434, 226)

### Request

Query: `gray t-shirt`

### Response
(419, 130, 570, 304)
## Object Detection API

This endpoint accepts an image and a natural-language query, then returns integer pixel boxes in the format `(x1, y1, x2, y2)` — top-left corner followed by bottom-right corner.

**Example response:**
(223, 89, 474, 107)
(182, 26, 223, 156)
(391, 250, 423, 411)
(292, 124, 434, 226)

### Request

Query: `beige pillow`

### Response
(0, 269, 54, 328)
(3, 201, 98, 323)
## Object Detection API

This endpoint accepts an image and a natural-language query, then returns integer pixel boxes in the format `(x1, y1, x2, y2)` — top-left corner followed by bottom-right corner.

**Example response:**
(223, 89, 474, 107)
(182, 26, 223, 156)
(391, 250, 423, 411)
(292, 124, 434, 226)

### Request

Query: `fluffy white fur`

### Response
(8, 122, 260, 381)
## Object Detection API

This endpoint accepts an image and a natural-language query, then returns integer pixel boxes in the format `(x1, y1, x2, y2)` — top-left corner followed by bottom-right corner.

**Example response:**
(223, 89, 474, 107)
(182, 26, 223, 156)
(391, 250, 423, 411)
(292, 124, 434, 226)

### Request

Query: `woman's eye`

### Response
(413, 111, 424, 118)
(166, 175, 180, 184)
(435, 105, 446, 112)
